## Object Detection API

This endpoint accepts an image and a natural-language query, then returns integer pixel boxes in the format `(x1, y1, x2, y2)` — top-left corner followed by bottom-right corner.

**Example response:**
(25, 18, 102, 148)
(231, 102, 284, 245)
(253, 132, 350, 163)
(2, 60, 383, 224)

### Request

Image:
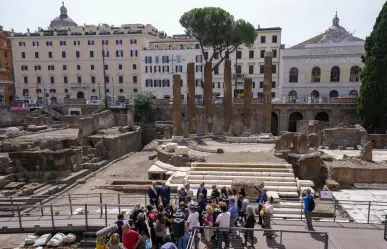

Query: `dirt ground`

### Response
(0, 233, 28, 249)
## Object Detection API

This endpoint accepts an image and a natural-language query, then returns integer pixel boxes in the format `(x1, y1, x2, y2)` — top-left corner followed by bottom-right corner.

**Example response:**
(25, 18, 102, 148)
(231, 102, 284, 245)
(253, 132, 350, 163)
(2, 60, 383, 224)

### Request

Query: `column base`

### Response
(171, 136, 184, 142)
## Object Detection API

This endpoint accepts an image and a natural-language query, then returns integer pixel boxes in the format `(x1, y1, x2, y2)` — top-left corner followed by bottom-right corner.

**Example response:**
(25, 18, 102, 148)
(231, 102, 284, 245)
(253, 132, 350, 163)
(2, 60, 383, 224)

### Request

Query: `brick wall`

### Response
(331, 167, 387, 184)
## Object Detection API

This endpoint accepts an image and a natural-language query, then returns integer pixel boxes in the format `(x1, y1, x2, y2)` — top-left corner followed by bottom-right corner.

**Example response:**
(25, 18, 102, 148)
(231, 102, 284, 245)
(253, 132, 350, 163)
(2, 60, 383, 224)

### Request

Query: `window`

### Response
(130, 39, 137, 44)
(116, 50, 123, 57)
(329, 90, 339, 98)
(35, 65, 41, 71)
(176, 65, 183, 73)
(272, 81, 276, 88)
(260, 65, 264, 74)
(90, 51, 94, 57)
(74, 41, 80, 46)
(119, 64, 123, 70)
(259, 81, 264, 88)
(48, 51, 52, 58)
(349, 90, 359, 98)
(272, 35, 278, 43)
(149, 66, 152, 73)
(145, 79, 152, 87)
(145, 66, 148, 73)
(21, 65, 28, 71)
(37, 77, 41, 84)
(311, 90, 320, 100)
(214, 65, 219, 75)
(203, 52, 208, 60)
(65, 89, 69, 93)
(64, 76, 68, 83)
(130, 50, 138, 57)
(102, 50, 110, 57)
(116, 40, 123, 45)
(272, 92, 276, 98)
(288, 90, 297, 102)
(133, 76, 137, 83)
(90, 65, 95, 70)
(252, 82, 255, 88)
(60, 41, 66, 46)
(196, 65, 202, 72)
(119, 89, 124, 93)
(104, 65, 108, 70)
(133, 89, 138, 92)
(23, 89, 29, 96)
(145, 56, 152, 64)
(36, 89, 42, 93)
(261, 36, 266, 43)
(62, 51, 66, 58)
(248, 50, 254, 59)
(46, 41, 52, 46)
(162, 56, 169, 63)
(24, 77, 28, 84)
(35, 52, 39, 58)
(76, 51, 80, 58)
(50, 77, 55, 84)
(330, 66, 340, 82)
(350, 66, 360, 82)
(91, 76, 95, 83)
(88, 40, 94, 45)
(289, 67, 298, 83)
(48, 65, 55, 70)
(77, 77, 81, 83)
(236, 65, 242, 74)
(196, 55, 202, 63)
(106, 89, 110, 92)
(214, 53, 219, 59)
(155, 56, 159, 64)
(133, 64, 137, 70)
(249, 65, 254, 74)
(311, 67, 321, 82)
(102, 40, 108, 45)
(272, 50, 277, 58)
(77, 65, 81, 70)
(19, 42, 26, 47)
(33, 41, 39, 47)
(272, 65, 277, 73)
(21, 52, 25, 58)
(258, 92, 264, 98)
(177, 55, 181, 63)
(119, 76, 123, 83)
(260, 50, 265, 58)
(92, 89, 96, 93)
(237, 51, 242, 59)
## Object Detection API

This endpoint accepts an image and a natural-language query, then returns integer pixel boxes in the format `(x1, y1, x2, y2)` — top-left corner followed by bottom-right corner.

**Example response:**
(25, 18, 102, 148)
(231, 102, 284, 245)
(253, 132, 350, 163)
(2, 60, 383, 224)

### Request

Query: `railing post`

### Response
(118, 194, 121, 214)
(17, 206, 22, 231)
(324, 233, 329, 249)
(105, 204, 108, 227)
(10, 197, 14, 216)
(69, 194, 73, 215)
(85, 204, 88, 229)
(50, 205, 55, 231)
(40, 201, 44, 216)
(333, 200, 337, 222)
(280, 230, 283, 244)
(100, 193, 103, 218)
(367, 201, 371, 224)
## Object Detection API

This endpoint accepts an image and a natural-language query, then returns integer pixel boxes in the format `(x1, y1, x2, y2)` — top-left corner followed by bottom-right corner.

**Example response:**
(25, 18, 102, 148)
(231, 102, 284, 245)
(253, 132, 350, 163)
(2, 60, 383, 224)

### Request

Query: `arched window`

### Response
(289, 67, 298, 83)
(329, 90, 338, 98)
(330, 66, 340, 82)
(311, 90, 320, 98)
(288, 90, 297, 103)
(350, 66, 360, 82)
(311, 67, 321, 82)
(349, 90, 359, 98)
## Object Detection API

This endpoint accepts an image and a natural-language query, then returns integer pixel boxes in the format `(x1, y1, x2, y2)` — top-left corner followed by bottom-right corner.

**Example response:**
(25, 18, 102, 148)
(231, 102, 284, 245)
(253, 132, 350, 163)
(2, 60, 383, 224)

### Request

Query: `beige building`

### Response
(11, 3, 163, 102)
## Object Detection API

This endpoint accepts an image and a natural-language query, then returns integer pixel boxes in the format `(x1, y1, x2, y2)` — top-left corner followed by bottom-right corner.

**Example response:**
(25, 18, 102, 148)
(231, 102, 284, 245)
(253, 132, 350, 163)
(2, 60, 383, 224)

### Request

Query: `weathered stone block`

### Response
(26, 125, 48, 132)
(359, 141, 373, 162)
(175, 146, 189, 155)
(325, 179, 341, 191)
(5, 127, 20, 137)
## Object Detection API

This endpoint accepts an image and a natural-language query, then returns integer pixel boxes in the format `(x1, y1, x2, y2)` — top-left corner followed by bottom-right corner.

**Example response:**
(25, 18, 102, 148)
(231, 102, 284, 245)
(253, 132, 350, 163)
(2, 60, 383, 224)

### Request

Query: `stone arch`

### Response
(315, 111, 330, 122)
(349, 90, 358, 98)
(329, 90, 338, 98)
(271, 112, 279, 136)
(77, 91, 84, 99)
(288, 112, 303, 132)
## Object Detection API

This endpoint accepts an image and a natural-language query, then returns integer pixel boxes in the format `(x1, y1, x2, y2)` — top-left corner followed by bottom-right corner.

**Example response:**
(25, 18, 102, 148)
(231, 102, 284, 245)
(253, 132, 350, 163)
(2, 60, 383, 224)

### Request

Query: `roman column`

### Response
(243, 78, 252, 134)
(187, 63, 196, 134)
(204, 62, 213, 133)
(172, 74, 183, 141)
(223, 59, 232, 134)
(263, 50, 273, 133)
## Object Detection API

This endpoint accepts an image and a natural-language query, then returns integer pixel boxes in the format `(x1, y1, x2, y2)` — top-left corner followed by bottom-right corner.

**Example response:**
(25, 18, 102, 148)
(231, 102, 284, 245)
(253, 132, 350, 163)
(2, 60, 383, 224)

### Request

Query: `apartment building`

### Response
(0, 26, 14, 103)
(10, 3, 163, 101)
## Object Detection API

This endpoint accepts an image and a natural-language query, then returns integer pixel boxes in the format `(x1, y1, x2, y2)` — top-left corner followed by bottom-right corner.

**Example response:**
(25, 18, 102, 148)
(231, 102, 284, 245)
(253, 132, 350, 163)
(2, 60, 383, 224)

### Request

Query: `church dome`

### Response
(49, 2, 77, 29)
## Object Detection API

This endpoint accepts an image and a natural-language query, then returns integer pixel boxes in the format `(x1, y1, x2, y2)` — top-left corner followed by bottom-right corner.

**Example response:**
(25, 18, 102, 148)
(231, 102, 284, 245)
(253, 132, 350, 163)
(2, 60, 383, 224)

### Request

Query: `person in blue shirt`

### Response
(302, 188, 314, 231)
(228, 197, 238, 240)
(159, 182, 171, 208)
(255, 186, 267, 226)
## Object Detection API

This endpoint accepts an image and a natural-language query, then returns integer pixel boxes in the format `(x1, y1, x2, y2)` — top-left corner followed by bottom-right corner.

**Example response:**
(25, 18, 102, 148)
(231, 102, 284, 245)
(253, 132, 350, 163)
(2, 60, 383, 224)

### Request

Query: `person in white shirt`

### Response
(186, 196, 197, 207)
(185, 184, 194, 199)
(215, 205, 230, 249)
(185, 205, 199, 249)
(262, 196, 276, 239)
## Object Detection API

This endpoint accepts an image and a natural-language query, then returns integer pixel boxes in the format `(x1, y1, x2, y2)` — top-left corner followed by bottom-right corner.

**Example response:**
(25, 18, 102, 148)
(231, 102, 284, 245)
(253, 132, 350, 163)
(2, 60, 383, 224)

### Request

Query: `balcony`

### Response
(232, 73, 244, 78)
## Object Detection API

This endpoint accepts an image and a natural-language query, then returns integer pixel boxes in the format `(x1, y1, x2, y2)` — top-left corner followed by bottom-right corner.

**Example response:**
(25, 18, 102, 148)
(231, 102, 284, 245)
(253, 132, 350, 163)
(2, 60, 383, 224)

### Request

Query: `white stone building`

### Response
(279, 13, 364, 104)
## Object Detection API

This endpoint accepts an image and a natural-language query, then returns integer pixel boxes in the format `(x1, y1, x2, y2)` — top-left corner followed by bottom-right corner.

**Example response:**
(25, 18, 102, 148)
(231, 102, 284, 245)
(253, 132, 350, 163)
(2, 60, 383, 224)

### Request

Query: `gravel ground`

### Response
(0, 233, 28, 249)
(325, 157, 387, 169)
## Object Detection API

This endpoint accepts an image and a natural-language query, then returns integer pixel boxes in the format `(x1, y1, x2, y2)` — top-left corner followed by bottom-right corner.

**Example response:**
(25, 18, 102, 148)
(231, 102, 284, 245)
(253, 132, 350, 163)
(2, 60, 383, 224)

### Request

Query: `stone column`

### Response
(223, 59, 232, 134)
(187, 63, 196, 135)
(263, 51, 273, 133)
(172, 74, 183, 141)
(203, 62, 213, 133)
(243, 78, 252, 134)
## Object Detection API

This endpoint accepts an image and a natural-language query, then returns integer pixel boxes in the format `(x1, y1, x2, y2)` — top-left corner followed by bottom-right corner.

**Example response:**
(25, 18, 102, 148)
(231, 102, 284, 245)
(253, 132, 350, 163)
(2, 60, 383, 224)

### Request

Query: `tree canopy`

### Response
(180, 7, 257, 70)
(132, 91, 155, 123)
(358, 1, 387, 132)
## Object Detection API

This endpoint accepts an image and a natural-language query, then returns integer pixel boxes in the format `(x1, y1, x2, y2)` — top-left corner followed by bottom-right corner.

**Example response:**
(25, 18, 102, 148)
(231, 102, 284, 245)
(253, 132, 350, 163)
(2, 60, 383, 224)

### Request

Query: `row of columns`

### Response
(172, 52, 273, 139)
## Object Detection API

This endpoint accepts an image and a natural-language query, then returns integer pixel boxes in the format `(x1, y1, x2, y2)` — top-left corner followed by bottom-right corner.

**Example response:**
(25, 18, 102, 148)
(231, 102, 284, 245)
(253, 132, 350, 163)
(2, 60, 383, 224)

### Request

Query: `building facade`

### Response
(0, 26, 14, 103)
(279, 13, 364, 103)
(10, 3, 163, 102)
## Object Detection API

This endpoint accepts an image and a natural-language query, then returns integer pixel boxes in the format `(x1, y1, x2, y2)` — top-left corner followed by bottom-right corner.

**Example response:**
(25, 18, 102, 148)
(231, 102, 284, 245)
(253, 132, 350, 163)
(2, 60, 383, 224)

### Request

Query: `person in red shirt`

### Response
(122, 221, 142, 249)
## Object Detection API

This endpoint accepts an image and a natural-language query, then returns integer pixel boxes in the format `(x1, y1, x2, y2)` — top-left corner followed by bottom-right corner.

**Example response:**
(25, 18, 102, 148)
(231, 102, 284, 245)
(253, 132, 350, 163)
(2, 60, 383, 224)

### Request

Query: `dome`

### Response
(49, 2, 77, 28)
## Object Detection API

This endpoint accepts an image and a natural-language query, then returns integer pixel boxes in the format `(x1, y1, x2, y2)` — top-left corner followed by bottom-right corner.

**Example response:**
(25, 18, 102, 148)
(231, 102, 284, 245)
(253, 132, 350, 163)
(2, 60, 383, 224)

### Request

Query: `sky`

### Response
(1, 0, 385, 47)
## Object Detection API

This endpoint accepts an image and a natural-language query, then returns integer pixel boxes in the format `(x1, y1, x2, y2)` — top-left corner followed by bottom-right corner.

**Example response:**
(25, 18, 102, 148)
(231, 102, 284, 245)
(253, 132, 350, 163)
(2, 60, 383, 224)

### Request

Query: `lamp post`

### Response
(102, 46, 108, 109)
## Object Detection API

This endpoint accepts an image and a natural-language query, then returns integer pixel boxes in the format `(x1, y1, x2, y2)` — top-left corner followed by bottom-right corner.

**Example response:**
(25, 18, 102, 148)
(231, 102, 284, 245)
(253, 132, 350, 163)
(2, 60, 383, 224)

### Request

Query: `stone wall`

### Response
(78, 110, 116, 138)
(331, 167, 387, 184)
(368, 134, 387, 149)
(297, 120, 331, 135)
(322, 125, 368, 149)
(0, 107, 29, 127)
(78, 117, 94, 138)
(61, 115, 80, 125)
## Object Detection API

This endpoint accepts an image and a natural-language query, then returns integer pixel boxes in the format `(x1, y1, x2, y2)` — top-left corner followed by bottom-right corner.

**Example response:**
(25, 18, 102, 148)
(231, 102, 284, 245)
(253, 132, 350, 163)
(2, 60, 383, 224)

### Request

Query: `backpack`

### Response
(308, 196, 315, 212)
(148, 210, 158, 223)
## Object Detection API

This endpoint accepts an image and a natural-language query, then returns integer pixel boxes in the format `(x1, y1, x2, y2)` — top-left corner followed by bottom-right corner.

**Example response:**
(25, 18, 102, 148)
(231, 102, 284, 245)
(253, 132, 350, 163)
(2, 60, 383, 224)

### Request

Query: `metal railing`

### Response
(187, 226, 342, 249)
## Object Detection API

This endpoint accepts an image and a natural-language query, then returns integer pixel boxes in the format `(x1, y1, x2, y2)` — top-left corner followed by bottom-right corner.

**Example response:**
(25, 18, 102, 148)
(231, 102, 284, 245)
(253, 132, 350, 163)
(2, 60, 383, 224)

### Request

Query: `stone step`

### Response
(189, 171, 295, 177)
(273, 202, 304, 209)
(188, 175, 296, 183)
(272, 213, 305, 219)
(192, 162, 292, 169)
(277, 192, 300, 198)
(273, 207, 304, 214)
(261, 186, 298, 192)
(190, 167, 293, 173)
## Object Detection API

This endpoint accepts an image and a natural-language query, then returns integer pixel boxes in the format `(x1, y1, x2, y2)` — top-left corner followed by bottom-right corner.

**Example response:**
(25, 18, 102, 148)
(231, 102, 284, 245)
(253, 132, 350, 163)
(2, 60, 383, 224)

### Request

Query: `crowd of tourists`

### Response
(95, 181, 315, 249)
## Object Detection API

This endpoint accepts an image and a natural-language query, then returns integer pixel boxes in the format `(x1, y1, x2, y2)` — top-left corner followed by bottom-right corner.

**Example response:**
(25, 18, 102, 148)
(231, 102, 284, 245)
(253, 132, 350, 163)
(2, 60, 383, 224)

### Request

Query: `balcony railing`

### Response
(284, 96, 358, 104)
